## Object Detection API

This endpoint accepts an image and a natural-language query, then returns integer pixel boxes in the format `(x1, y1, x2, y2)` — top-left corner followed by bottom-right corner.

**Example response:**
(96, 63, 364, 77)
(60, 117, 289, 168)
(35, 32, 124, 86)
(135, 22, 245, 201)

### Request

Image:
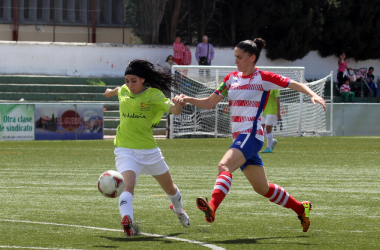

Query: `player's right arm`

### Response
(103, 86, 121, 98)
(174, 93, 223, 110)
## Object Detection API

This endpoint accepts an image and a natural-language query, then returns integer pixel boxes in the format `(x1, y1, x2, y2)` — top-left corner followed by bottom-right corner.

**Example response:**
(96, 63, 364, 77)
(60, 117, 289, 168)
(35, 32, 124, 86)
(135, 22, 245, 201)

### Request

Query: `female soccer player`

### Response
(104, 59, 190, 237)
(173, 38, 326, 232)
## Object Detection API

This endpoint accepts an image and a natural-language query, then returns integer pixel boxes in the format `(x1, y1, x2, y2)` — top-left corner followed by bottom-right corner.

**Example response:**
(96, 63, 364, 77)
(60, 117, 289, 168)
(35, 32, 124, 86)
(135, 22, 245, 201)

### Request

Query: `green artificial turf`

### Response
(0, 136, 379, 249)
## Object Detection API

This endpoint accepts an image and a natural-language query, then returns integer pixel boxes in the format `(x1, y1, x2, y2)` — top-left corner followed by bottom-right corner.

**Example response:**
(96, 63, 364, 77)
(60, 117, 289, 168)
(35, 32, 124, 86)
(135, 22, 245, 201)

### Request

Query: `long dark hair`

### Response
(236, 38, 266, 63)
(125, 59, 177, 93)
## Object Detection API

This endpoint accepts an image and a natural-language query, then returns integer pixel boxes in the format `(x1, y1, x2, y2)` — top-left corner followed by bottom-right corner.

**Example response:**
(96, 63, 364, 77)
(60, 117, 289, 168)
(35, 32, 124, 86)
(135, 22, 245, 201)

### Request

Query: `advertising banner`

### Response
(0, 104, 35, 141)
(35, 104, 103, 140)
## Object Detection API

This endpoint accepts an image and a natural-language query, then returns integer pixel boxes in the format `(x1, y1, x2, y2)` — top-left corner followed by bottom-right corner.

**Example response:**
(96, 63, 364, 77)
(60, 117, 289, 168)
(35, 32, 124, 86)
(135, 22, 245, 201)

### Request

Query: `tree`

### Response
(196, 0, 218, 43)
(318, 0, 380, 61)
(125, 0, 166, 44)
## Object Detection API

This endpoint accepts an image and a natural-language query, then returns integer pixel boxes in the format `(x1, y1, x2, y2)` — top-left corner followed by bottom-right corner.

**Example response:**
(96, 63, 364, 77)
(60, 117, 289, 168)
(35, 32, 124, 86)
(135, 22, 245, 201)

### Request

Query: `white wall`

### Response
(325, 104, 380, 136)
(1, 41, 380, 79)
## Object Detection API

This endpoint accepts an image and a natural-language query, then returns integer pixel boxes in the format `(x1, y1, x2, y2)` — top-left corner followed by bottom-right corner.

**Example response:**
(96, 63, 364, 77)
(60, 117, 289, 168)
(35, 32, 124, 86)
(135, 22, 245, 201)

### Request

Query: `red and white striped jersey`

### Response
(214, 69, 290, 141)
(173, 42, 185, 60)
(182, 49, 192, 65)
(340, 84, 351, 93)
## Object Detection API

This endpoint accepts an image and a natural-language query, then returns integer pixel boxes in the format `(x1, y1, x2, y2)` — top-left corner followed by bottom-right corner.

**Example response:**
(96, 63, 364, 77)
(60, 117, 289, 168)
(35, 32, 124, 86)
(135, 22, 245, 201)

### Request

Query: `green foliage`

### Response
(86, 78, 106, 86)
(1, 137, 380, 249)
(317, 0, 380, 60)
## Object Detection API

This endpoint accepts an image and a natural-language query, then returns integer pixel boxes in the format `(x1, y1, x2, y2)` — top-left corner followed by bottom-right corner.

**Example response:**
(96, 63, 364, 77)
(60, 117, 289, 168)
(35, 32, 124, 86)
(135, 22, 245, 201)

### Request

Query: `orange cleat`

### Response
(298, 201, 312, 232)
(196, 197, 215, 223)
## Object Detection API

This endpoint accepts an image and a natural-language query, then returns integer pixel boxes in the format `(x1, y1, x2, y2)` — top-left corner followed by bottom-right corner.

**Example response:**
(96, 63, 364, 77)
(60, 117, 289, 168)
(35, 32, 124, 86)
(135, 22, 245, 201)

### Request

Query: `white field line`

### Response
(0, 247, 83, 250)
(0, 219, 225, 250)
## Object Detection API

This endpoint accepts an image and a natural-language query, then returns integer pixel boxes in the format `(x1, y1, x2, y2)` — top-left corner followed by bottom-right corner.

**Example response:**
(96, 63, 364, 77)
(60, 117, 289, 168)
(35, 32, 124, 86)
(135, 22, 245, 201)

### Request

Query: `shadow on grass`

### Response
(212, 235, 316, 245)
(98, 233, 183, 244)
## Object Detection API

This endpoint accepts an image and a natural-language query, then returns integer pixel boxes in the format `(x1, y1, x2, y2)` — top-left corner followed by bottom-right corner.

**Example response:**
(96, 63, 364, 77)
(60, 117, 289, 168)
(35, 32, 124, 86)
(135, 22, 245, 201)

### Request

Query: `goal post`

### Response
(169, 65, 332, 139)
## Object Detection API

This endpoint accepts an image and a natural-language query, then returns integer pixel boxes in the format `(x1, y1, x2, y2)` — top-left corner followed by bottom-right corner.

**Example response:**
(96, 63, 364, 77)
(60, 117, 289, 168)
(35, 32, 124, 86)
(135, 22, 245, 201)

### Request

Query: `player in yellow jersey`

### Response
(104, 59, 190, 237)
(261, 89, 281, 153)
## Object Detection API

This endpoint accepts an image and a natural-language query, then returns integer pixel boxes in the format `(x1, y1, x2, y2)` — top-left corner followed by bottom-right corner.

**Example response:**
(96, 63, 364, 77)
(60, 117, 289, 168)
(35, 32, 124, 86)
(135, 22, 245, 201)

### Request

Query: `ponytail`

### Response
(236, 38, 266, 63)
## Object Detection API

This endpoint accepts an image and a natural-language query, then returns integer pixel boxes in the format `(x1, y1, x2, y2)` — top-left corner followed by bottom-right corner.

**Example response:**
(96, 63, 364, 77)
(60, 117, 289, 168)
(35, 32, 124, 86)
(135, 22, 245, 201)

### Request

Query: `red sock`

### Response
(264, 183, 304, 215)
(209, 171, 232, 212)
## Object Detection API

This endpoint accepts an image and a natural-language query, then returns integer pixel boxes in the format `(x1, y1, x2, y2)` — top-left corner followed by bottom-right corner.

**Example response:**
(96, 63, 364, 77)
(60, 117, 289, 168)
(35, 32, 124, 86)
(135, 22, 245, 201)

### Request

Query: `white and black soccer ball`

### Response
(98, 170, 125, 198)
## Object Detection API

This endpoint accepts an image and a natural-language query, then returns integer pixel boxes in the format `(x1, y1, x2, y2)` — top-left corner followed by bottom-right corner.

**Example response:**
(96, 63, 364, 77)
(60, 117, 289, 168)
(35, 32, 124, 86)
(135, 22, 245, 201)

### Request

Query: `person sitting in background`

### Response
(366, 67, 378, 97)
(340, 77, 355, 103)
(162, 55, 176, 75)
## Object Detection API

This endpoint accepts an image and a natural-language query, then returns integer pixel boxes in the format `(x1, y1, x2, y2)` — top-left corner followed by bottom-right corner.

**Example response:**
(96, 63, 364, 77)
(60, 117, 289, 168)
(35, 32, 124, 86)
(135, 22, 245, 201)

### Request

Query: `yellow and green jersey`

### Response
(262, 89, 280, 115)
(114, 85, 173, 149)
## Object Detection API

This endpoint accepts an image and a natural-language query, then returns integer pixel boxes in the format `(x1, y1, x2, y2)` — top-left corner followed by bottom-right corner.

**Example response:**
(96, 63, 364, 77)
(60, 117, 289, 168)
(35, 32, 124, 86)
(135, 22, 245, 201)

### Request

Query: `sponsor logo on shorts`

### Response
(235, 141, 241, 145)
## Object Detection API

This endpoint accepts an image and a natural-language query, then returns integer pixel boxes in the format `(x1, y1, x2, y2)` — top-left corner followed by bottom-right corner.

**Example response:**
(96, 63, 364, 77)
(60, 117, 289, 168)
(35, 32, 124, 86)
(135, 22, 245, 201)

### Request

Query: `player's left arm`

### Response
(169, 103, 183, 115)
(276, 97, 281, 120)
(288, 80, 326, 111)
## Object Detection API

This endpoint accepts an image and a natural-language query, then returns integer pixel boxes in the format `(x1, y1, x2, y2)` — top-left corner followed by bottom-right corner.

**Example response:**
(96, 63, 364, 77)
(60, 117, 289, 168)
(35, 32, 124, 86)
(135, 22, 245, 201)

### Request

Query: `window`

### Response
(50, 0, 55, 20)
(24, 0, 30, 19)
(0, 0, 4, 19)
(62, 0, 68, 21)
(1, 0, 124, 26)
(37, 0, 43, 20)
(111, 0, 119, 24)
(75, 0, 81, 21)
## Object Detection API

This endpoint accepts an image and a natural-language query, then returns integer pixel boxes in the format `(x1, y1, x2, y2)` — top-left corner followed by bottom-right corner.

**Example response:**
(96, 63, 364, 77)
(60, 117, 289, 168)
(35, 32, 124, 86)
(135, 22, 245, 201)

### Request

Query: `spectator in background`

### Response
(340, 77, 355, 103)
(337, 52, 353, 87)
(173, 36, 185, 65)
(162, 55, 176, 75)
(366, 67, 378, 97)
(195, 35, 215, 76)
(182, 42, 192, 77)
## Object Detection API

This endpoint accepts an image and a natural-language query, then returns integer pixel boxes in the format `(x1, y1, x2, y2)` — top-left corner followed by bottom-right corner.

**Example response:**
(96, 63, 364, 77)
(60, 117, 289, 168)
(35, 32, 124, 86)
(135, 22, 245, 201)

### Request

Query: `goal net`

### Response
(170, 65, 330, 138)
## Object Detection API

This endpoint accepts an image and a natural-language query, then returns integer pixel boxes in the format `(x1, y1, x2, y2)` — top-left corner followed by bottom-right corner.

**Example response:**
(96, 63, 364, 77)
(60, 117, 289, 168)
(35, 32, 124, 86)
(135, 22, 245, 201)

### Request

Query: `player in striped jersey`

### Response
(173, 38, 326, 232)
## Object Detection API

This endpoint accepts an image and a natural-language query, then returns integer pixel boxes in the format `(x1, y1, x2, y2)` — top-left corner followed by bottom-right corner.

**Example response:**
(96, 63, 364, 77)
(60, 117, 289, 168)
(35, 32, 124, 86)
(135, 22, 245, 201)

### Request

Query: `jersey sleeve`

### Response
(214, 72, 235, 97)
(260, 71, 291, 91)
(274, 89, 280, 98)
(151, 91, 174, 113)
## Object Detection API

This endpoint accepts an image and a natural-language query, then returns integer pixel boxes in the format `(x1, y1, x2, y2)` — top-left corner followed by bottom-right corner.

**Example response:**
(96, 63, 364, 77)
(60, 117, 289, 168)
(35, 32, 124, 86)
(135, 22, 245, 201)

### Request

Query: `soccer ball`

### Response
(97, 170, 125, 198)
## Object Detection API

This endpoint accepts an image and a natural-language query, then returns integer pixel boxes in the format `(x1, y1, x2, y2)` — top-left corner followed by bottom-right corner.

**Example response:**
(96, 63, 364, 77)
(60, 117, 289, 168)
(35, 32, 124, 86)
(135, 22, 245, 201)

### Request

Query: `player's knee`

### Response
(218, 162, 230, 173)
(253, 183, 270, 196)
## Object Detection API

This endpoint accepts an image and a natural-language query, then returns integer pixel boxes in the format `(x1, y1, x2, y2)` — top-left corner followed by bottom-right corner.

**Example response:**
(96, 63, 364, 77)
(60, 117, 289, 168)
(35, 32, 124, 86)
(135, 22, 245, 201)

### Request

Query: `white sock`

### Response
(119, 191, 134, 221)
(264, 129, 267, 137)
(267, 133, 273, 149)
(166, 185, 183, 214)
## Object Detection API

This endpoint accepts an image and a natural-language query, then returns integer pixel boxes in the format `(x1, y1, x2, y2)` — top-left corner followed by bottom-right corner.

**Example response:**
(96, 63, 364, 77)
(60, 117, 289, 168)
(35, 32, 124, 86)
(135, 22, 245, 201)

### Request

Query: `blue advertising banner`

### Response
(35, 104, 103, 140)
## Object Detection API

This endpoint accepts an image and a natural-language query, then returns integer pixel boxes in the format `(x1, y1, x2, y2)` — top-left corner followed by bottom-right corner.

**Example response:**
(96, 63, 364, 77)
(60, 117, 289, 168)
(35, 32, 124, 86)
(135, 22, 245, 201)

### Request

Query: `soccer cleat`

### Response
(298, 201, 312, 232)
(170, 204, 190, 228)
(271, 139, 278, 150)
(196, 197, 215, 223)
(262, 148, 272, 153)
(121, 215, 135, 236)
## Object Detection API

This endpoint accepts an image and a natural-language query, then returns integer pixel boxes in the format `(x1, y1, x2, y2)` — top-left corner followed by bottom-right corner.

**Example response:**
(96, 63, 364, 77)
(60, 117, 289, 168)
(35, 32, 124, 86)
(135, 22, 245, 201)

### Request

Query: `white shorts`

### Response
(261, 114, 278, 126)
(114, 147, 169, 184)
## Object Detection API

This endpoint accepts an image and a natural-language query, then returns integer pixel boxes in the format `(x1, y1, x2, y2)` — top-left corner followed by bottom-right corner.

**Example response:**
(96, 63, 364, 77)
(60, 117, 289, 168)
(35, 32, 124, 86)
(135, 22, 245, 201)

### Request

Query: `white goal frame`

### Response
(170, 65, 333, 139)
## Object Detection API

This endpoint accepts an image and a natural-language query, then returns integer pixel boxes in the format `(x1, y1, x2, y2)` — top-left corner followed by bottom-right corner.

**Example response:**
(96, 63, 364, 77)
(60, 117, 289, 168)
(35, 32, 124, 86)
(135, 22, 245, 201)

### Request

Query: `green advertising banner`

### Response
(0, 104, 35, 141)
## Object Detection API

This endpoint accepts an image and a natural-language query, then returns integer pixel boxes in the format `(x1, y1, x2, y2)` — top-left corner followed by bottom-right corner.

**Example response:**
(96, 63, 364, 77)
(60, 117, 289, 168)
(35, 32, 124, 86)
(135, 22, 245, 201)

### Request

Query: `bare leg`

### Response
(153, 171, 177, 195)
